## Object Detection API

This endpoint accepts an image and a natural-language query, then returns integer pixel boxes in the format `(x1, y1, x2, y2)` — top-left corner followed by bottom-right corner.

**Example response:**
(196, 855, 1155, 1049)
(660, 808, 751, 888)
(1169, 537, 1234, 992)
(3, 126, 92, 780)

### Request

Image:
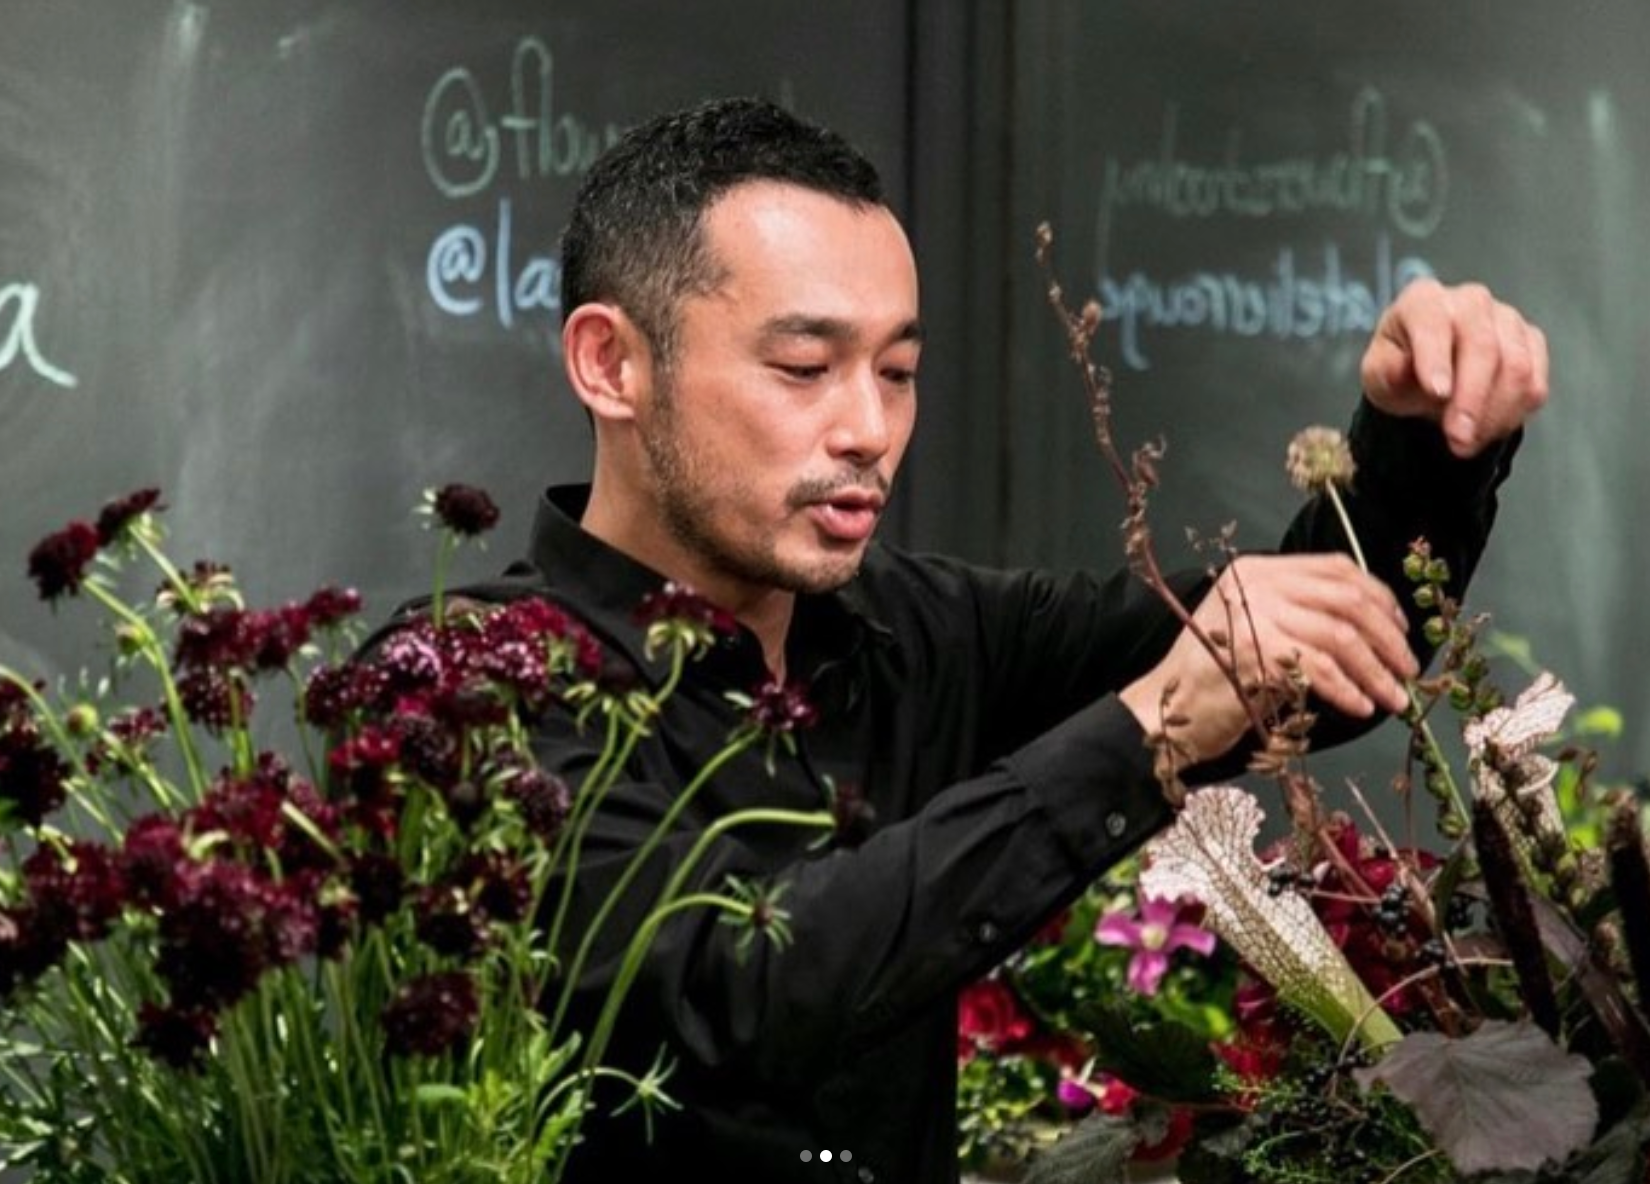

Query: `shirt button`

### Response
(974, 920, 1000, 944)
(1105, 812, 1128, 838)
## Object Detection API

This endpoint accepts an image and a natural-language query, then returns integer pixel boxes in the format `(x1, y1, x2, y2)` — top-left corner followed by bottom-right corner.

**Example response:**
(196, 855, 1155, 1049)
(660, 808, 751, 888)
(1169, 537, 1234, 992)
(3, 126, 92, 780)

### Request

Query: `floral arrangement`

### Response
(955, 229, 1650, 1184)
(0, 485, 829, 1182)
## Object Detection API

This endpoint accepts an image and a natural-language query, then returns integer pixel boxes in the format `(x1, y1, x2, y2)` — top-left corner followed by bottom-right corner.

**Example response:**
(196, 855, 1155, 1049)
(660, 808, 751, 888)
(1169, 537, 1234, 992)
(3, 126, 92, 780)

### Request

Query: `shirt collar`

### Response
(516, 484, 896, 690)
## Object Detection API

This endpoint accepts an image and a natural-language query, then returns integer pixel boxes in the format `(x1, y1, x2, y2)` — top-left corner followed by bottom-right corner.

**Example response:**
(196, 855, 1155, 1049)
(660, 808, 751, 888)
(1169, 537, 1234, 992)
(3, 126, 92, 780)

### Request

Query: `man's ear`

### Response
(562, 303, 651, 423)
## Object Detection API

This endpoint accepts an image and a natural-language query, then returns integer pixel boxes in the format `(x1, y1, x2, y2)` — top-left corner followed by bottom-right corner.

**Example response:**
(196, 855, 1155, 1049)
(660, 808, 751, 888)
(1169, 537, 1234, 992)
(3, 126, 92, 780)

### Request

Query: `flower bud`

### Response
(64, 703, 100, 738)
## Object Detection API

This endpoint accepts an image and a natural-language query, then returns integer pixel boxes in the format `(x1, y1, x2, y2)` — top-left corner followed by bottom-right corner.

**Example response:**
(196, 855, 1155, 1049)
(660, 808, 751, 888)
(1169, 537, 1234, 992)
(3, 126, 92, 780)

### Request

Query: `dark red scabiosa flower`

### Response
(431, 484, 500, 537)
(381, 969, 479, 1058)
(277, 778, 342, 876)
(391, 712, 462, 791)
(315, 893, 358, 960)
(94, 488, 164, 545)
(503, 766, 571, 843)
(27, 519, 100, 601)
(22, 840, 127, 944)
(87, 704, 169, 775)
(635, 580, 738, 638)
(134, 1000, 219, 1070)
(120, 814, 187, 908)
(261, 875, 321, 967)
(191, 763, 288, 852)
(450, 851, 532, 925)
(176, 666, 254, 732)
(303, 584, 363, 630)
(242, 605, 313, 671)
(432, 674, 510, 730)
(327, 727, 403, 839)
(303, 661, 389, 730)
(375, 628, 445, 697)
(0, 720, 71, 827)
(745, 676, 819, 735)
(349, 852, 406, 927)
(155, 860, 277, 1011)
(414, 883, 491, 960)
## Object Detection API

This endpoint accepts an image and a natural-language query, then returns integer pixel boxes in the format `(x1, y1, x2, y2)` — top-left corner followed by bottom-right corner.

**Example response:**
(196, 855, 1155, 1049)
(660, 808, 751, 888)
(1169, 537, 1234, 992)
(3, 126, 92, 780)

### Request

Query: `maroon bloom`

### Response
(745, 676, 819, 735)
(94, 488, 164, 545)
(27, 520, 100, 601)
(134, 1001, 218, 1070)
(381, 970, 479, 1057)
(635, 580, 738, 637)
(120, 814, 187, 908)
(303, 584, 363, 629)
(431, 484, 500, 537)
(414, 883, 491, 960)
(22, 840, 127, 944)
(0, 721, 71, 827)
(504, 767, 571, 843)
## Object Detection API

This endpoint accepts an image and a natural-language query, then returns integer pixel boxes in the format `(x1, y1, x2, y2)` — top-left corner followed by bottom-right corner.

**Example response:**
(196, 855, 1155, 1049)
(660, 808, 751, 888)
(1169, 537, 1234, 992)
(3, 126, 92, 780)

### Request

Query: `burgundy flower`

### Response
(0, 722, 71, 826)
(88, 705, 169, 775)
(391, 712, 461, 790)
(414, 883, 490, 960)
(451, 852, 532, 925)
(176, 667, 254, 732)
(381, 970, 479, 1057)
(27, 520, 100, 601)
(375, 629, 444, 696)
(349, 852, 406, 927)
(303, 662, 389, 730)
(504, 767, 571, 843)
(745, 676, 819, 735)
(94, 488, 163, 545)
(22, 840, 127, 944)
(120, 814, 187, 908)
(0, 906, 61, 997)
(156, 861, 277, 1010)
(134, 1001, 218, 1070)
(192, 764, 287, 851)
(635, 580, 737, 636)
(303, 585, 363, 629)
(431, 484, 500, 537)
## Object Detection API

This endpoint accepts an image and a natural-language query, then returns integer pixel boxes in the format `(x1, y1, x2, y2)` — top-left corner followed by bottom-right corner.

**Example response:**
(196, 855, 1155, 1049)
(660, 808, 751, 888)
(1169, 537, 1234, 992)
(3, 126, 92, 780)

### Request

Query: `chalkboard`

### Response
(0, 0, 911, 687)
(6, 1, 1649, 786)
(978, 0, 1650, 781)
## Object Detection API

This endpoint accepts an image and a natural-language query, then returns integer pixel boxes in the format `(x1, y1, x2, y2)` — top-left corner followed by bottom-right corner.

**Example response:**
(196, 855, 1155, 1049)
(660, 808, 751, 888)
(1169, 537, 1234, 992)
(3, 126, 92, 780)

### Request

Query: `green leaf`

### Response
(1023, 1109, 1142, 1184)
(413, 1083, 469, 1107)
(1354, 1020, 1597, 1174)
(1075, 1000, 1223, 1103)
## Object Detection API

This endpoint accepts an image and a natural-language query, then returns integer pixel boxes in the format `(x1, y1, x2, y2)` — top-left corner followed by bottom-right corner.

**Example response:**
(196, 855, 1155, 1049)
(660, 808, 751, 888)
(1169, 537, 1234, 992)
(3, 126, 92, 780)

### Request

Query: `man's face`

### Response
(634, 180, 922, 603)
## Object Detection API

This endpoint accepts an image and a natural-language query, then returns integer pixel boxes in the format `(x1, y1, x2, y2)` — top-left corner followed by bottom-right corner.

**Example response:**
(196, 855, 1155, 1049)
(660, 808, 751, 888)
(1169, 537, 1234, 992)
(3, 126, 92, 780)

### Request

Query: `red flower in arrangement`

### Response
(957, 977, 1034, 1061)
(381, 970, 480, 1058)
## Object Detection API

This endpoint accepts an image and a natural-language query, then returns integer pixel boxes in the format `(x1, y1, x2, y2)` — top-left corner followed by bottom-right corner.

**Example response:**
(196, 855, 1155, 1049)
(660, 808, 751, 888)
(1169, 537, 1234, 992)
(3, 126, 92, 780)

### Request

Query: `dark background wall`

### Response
(4, 1, 1646, 783)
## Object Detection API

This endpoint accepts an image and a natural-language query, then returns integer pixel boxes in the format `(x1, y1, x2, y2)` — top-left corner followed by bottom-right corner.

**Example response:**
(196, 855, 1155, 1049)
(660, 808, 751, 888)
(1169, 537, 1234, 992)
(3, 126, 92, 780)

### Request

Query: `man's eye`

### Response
(775, 364, 827, 380)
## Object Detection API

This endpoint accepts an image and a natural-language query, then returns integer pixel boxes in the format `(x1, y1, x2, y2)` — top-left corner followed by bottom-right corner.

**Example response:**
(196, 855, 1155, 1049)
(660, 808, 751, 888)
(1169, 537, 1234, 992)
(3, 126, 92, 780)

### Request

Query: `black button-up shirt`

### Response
(473, 402, 1514, 1184)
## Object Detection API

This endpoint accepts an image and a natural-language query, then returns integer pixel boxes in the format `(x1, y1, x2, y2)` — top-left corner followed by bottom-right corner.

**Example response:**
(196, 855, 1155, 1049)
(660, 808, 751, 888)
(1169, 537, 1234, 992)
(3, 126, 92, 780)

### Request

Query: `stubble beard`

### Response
(639, 385, 869, 596)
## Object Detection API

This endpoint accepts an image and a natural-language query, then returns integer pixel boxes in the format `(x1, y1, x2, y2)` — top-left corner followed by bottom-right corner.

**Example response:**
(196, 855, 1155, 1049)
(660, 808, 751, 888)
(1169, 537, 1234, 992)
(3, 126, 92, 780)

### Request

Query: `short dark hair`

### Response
(558, 97, 885, 367)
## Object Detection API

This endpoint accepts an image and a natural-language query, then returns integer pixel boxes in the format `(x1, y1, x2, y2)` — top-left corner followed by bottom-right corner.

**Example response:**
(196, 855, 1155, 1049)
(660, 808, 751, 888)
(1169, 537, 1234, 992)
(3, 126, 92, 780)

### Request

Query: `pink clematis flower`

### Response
(1095, 896, 1217, 995)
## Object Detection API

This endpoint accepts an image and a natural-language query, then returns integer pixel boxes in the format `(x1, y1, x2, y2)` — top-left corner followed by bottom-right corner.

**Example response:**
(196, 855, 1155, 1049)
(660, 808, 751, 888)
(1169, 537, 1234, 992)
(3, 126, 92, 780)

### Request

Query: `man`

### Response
(516, 97, 1545, 1181)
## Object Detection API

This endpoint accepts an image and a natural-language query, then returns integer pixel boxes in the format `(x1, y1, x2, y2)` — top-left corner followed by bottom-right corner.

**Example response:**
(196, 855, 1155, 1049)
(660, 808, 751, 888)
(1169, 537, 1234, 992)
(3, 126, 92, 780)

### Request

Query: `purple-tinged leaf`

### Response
(1354, 1020, 1596, 1174)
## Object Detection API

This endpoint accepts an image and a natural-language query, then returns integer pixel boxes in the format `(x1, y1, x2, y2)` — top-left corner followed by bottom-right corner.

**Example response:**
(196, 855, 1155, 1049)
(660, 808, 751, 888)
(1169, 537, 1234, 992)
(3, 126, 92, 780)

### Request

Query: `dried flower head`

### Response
(1285, 425, 1356, 494)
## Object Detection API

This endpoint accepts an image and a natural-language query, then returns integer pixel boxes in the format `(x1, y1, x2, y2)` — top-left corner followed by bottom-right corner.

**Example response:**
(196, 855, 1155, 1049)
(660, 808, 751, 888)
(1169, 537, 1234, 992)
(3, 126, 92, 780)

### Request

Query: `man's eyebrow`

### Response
(756, 315, 925, 346)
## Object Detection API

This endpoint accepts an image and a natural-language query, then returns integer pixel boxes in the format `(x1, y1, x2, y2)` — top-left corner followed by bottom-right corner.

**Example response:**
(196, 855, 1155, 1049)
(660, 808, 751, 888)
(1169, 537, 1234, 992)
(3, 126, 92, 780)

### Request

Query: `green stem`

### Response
(1324, 483, 1468, 827)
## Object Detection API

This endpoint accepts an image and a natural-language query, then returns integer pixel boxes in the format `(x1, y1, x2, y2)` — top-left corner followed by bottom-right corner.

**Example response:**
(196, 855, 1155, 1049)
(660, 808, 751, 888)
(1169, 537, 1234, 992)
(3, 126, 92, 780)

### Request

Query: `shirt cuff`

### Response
(998, 695, 1174, 877)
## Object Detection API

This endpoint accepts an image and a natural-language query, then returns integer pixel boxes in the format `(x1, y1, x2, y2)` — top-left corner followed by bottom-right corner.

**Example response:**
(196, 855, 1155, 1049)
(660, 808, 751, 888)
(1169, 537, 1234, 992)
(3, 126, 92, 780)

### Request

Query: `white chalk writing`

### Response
(427, 199, 561, 330)
(421, 36, 622, 199)
(0, 282, 77, 388)
(1098, 235, 1435, 371)
(1098, 87, 1447, 253)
